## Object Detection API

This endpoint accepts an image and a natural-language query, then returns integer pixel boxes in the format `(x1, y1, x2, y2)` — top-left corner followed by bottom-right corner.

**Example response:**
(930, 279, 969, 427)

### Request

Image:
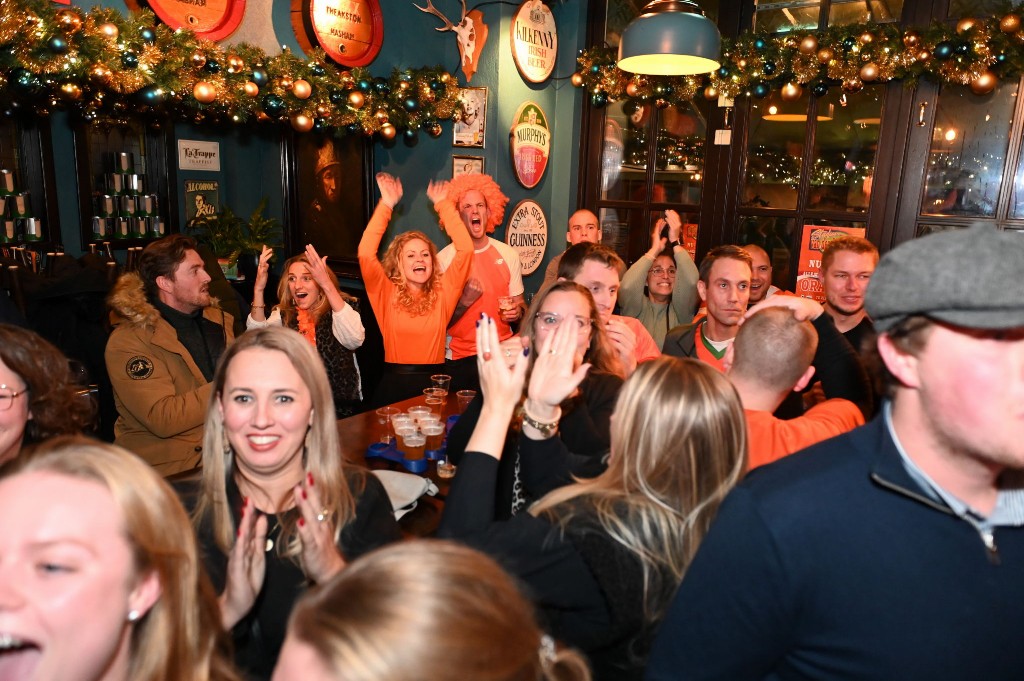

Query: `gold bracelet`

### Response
(250, 304, 265, 309)
(521, 400, 561, 438)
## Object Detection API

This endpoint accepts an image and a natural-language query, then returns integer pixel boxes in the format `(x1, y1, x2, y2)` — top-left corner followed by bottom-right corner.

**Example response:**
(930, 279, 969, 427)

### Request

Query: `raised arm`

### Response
(305, 243, 364, 350)
(666, 210, 700, 321)
(359, 173, 404, 300)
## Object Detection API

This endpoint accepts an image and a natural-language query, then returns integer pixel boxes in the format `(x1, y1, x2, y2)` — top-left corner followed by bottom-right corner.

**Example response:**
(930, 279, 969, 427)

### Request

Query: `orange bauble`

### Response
(193, 81, 216, 104)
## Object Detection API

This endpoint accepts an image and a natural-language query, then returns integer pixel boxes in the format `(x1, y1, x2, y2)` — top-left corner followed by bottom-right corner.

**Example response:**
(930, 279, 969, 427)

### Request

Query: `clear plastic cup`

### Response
(430, 374, 451, 402)
(421, 422, 446, 451)
(376, 406, 400, 425)
(456, 389, 477, 413)
(400, 432, 427, 461)
(407, 405, 432, 423)
(437, 458, 457, 479)
(424, 387, 448, 406)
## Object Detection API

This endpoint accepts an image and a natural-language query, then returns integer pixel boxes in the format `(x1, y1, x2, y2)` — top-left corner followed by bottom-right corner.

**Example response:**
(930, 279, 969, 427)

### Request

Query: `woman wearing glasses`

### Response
(619, 210, 699, 350)
(446, 281, 624, 517)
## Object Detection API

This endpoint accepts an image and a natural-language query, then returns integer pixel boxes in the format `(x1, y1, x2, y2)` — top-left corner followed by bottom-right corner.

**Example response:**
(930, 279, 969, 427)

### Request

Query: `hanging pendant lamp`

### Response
(617, 0, 721, 76)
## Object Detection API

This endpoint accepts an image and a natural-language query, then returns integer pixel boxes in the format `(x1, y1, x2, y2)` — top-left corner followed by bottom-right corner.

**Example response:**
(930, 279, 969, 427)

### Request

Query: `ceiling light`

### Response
(617, 0, 721, 76)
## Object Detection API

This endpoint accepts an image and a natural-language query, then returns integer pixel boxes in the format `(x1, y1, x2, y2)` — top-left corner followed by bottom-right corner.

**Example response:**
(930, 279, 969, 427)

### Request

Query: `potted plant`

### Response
(236, 198, 283, 282)
(188, 198, 282, 281)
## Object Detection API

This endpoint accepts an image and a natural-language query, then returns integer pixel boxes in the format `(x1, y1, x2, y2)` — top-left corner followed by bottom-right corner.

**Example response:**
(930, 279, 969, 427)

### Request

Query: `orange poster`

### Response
(795, 225, 866, 302)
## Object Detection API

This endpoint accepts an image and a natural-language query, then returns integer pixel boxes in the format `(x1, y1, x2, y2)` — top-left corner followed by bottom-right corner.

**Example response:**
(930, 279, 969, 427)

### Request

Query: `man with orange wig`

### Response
(437, 174, 524, 391)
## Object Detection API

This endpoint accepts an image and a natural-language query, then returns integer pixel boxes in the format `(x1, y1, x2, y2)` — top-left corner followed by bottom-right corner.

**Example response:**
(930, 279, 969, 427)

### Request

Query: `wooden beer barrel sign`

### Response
(291, 0, 384, 67)
(126, 0, 246, 42)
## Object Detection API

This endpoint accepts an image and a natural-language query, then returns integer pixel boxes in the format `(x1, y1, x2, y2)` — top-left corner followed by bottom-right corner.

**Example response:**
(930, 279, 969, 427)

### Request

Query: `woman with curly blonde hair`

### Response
(358, 172, 472, 406)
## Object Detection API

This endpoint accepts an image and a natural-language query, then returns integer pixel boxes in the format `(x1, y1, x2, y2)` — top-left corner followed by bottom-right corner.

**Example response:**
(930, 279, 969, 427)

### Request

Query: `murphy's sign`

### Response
(510, 0, 557, 83)
(509, 102, 550, 189)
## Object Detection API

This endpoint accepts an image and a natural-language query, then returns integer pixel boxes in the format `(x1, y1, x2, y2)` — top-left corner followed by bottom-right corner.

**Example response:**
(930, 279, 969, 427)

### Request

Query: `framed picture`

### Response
(285, 132, 374, 279)
(452, 155, 485, 178)
(454, 86, 487, 148)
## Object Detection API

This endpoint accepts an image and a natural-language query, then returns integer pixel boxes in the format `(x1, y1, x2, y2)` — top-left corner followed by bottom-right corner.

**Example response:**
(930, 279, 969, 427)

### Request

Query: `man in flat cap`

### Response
(647, 225, 1024, 680)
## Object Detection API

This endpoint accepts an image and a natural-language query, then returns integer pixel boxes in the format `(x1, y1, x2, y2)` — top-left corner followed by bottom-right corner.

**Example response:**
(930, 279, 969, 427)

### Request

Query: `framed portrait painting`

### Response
(454, 86, 487, 148)
(285, 132, 373, 278)
(452, 155, 485, 178)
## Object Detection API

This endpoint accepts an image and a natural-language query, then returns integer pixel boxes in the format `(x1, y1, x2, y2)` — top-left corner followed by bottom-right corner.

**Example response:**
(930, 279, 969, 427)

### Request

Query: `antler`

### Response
(413, 0, 456, 31)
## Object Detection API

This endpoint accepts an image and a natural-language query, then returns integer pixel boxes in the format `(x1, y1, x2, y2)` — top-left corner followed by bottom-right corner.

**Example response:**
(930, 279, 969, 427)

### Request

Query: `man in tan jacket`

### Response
(105, 235, 234, 475)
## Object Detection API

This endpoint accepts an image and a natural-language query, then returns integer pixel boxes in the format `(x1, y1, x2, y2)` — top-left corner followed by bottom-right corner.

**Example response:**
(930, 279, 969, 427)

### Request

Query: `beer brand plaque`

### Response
(126, 0, 245, 42)
(292, 0, 384, 67)
(509, 102, 550, 189)
(510, 0, 557, 83)
(506, 200, 548, 276)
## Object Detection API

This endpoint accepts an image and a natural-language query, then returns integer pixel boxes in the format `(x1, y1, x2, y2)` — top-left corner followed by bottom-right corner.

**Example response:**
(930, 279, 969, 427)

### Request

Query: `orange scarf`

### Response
(297, 309, 318, 348)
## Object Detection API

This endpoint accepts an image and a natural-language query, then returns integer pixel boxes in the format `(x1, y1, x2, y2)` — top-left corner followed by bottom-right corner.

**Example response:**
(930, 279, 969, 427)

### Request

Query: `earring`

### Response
(127, 610, 140, 623)
(222, 429, 232, 458)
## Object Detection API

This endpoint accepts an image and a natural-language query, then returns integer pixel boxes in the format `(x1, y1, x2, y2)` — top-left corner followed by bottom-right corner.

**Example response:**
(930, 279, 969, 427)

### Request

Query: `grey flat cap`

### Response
(866, 225, 1024, 333)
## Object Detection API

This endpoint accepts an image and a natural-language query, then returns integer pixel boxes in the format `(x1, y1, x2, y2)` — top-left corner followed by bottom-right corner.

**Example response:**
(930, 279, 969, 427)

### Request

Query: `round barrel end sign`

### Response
(510, 102, 550, 189)
(511, 0, 557, 83)
(306, 0, 384, 67)
(506, 199, 548, 276)
(134, 0, 245, 41)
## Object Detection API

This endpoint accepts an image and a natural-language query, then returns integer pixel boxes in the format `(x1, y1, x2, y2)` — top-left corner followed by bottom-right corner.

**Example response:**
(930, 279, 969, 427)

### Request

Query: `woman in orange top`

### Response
(359, 172, 472, 406)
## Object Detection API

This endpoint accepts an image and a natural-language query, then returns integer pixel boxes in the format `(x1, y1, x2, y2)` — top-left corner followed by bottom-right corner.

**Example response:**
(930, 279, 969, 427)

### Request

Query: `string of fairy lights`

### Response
(0, 0, 460, 139)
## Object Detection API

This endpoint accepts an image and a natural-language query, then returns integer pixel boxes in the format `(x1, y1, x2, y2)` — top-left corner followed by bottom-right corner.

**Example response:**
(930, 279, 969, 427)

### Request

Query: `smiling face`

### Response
(745, 245, 773, 304)
(219, 348, 313, 482)
(458, 190, 490, 242)
(646, 255, 677, 303)
(158, 249, 211, 314)
(400, 238, 433, 288)
(0, 358, 30, 466)
(531, 290, 593, 359)
(0, 471, 156, 681)
(286, 262, 321, 311)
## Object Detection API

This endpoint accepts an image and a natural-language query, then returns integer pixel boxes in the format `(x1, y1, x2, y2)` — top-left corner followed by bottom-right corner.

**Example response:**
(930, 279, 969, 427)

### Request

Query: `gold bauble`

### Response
(956, 18, 976, 35)
(970, 71, 998, 95)
(780, 82, 802, 101)
(1000, 14, 1022, 34)
(817, 47, 834, 64)
(191, 52, 207, 69)
(440, 72, 451, 83)
(226, 54, 245, 74)
(292, 79, 312, 99)
(243, 81, 259, 97)
(60, 82, 82, 101)
(903, 31, 920, 48)
(626, 81, 639, 97)
(193, 81, 216, 104)
(380, 123, 397, 140)
(291, 114, 314, 132)
(348, 91, 365, 109)
(917, 49, 931, 62)
(316, 104, 331, 117)
(90, 64, 112, 83)
(56, 9, 83, 33)
(99, 22, 119, 40)
(703, 85, 719, 100)
(570, 72, 584, 87)
(842, 78, 864, 93)
(374, 109, 389, 124)
(278, 77, 293, 90)
(799, 35, 818, 55)
(859, 63, 880, 82)
(859, 32, 874, 44)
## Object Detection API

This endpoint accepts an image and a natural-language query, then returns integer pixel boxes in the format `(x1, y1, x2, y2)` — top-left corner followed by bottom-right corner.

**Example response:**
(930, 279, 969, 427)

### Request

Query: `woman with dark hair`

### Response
(0, 437, 240, 681)
(441, 318, 747, 679)
(274, 541, 591, 681)
(0, 324, 94, 465)
(358, 172, 472, 406)
(248, 244, 365, 417)
(179, 326, 400, 680)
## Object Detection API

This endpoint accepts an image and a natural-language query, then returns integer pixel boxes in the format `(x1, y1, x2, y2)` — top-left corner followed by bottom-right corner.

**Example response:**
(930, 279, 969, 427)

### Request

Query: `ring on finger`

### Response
(316, 509, 329, 523)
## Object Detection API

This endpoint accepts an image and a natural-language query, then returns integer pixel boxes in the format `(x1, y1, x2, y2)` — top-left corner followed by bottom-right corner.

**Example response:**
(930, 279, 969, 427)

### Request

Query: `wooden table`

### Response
(337, 395, 461, 537)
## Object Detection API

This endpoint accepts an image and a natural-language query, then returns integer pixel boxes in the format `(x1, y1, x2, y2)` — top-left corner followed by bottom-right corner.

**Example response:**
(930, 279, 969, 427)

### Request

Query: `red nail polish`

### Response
(301, 488, 307, 500)
(307, 472, 314, 486)
(298, 517, 305, 527)
(243, 496, 249, 508)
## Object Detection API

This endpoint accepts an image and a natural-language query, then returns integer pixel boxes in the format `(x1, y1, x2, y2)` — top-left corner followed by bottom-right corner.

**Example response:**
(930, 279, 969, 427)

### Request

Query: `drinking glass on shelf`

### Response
(456, 389, 477, 413)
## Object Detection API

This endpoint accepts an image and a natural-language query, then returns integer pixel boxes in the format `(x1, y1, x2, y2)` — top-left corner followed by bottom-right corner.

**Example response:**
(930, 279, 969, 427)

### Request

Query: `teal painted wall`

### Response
(56, 1, 586, 293)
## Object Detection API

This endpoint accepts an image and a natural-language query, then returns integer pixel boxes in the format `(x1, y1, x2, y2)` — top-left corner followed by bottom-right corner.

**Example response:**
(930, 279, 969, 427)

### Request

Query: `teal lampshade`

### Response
(617, 1, 721, 76)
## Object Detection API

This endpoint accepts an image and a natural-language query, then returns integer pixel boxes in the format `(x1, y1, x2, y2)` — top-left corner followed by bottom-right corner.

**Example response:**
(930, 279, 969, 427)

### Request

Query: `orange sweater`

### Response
(745, 398, 864, 471)
(358, 200, 472, 364)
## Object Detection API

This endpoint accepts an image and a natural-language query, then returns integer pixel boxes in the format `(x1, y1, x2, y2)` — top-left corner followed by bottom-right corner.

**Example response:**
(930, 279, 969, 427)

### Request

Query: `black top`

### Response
(155, 298, 225, 381)
(177, 470, 401, 681)
(843, 314, 877, 356)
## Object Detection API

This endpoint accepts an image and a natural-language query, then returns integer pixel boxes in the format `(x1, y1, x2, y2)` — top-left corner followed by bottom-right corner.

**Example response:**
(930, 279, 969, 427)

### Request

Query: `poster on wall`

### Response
(510, 0, 557, 83)
(452, 155, 484, 177)
(509, 101, 550, 189)
(184, 180, 220, 223)
(454, 87, 487, 148)
(795, 225, 866, 302)
(505, 199, 547, 276)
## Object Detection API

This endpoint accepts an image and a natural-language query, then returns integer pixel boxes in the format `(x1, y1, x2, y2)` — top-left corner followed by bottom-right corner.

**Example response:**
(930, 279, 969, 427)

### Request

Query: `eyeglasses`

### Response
(650, 267, 677, 277)
(0, 384, 28, 412)
(534, 311, 593, 331)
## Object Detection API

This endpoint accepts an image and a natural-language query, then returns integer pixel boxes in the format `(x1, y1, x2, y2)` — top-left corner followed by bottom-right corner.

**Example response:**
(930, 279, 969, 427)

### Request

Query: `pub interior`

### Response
(3, 0, 1024, 679)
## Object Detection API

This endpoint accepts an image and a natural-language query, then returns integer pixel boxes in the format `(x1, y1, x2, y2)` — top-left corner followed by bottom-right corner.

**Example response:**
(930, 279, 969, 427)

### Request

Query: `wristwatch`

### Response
(668, 239, 681, 249)
(521, 401, 560, 438)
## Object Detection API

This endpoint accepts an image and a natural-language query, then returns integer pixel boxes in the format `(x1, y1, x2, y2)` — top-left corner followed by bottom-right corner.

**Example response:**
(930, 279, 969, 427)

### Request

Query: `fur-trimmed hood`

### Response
(107, 271, 221, 328)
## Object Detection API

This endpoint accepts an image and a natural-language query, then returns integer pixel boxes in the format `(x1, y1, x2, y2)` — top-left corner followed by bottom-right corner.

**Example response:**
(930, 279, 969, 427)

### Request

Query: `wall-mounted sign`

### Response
(506, 199, 548, 276)
(178, 140, 221, 172)
(126, 0, 245, 42)
(509, 102, 550, 189)
(184, 180, 220, 222)
(796, 225, 867, 302)
(510, 0, 557, 83)
(292, 0, 384, 67)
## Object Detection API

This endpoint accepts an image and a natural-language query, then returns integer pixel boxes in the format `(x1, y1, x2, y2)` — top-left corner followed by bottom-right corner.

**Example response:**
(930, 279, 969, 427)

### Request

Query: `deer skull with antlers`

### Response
(413, 0, 488, 81)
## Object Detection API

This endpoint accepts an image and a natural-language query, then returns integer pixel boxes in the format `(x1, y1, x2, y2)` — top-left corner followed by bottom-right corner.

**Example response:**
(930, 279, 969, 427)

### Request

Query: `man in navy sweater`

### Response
(647, 224, 1024, 680)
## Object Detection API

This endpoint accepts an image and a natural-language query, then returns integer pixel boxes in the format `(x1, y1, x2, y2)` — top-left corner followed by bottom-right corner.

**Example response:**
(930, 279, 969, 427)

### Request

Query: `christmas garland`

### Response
(0, 0, 460, 139)
(573, 10, 1024, 109)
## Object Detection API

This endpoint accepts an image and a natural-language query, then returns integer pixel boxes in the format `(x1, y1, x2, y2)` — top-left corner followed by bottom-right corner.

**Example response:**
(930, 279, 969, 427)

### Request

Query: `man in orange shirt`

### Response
(726, 295, 867, 470)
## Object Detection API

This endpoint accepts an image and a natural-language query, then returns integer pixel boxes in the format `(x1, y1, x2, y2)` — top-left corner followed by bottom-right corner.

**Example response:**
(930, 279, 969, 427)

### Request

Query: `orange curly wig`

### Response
(447, 174, 509, 234)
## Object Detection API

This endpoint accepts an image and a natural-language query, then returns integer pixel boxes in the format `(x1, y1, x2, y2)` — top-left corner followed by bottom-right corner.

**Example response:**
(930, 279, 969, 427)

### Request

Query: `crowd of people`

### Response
(2, 170, 1023, 681)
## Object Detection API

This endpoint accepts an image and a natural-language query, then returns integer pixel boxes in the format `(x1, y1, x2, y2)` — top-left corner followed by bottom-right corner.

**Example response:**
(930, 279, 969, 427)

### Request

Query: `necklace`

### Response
(265, 514, 280, 553)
